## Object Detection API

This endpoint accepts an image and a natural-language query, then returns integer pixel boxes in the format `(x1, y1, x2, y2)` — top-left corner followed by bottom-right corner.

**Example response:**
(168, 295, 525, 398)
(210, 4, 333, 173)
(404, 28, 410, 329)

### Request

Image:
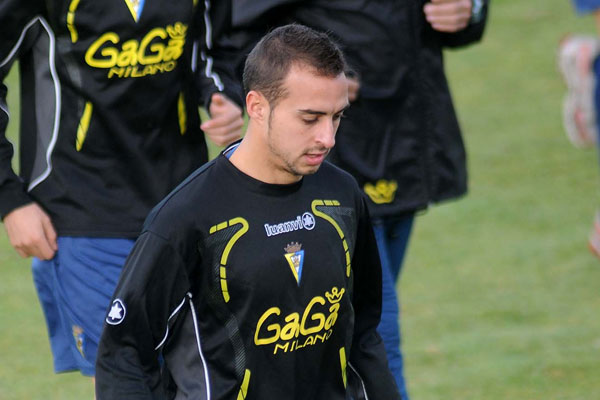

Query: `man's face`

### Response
(264, 64, 349, 180)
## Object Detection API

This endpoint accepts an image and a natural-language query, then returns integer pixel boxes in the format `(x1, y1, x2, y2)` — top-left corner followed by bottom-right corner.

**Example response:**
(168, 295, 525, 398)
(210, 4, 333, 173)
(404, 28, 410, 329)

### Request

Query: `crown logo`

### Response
(167, 22, 187, 39)
(284, 242, 302, 253)
(325, 287, 345, 304)
(363, 179, 398, 204)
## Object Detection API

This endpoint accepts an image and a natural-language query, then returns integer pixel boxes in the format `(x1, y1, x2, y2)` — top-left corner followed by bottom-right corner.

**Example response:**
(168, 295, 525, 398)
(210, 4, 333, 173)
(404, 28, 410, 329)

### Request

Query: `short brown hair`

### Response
(243, 24, 347, 107)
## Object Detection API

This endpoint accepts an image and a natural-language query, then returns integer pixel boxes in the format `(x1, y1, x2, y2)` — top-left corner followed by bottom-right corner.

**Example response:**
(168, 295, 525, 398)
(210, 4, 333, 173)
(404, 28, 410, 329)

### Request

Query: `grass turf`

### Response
(1, 0, 600, 398)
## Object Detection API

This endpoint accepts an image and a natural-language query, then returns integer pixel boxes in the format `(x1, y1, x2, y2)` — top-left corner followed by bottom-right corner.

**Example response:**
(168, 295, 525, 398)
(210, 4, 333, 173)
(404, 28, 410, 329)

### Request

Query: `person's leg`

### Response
(385, 216, 415, 282)
(32, 237, 135, 377)
(373, 214, 414, 400)
(32, 257, 80, 373)
(589, 10, 600, 257)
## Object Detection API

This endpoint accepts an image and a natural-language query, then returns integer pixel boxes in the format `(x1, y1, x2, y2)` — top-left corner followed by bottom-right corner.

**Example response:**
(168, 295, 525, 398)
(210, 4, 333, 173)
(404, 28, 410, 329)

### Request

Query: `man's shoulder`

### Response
(143, 158, 220, 230)
(317, 161, 360, 188)
(310, 161, 363, 202)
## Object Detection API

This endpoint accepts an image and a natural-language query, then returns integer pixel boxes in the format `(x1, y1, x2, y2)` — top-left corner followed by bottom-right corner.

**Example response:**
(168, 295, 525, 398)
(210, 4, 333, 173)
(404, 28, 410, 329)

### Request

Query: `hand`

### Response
(424, 0, 472, 33)
(3, 203, 57, 260)
(201, 93, 244, 147)
(346, 75, 360, 103)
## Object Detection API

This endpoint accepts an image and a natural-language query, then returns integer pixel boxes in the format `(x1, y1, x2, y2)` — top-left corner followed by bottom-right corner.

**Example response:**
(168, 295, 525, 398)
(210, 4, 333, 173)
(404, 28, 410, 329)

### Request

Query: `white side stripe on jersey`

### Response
(154, 295, 190, 350)
(0, 17, 61, 193)
(348, 362, 370, 400)
(27, 17, 61, 192)
(190, 295, 212, 399)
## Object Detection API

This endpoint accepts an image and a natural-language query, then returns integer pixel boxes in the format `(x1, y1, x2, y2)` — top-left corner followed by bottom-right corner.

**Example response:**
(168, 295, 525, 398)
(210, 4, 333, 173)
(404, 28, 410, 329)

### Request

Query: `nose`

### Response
(316, 119, 337, 149)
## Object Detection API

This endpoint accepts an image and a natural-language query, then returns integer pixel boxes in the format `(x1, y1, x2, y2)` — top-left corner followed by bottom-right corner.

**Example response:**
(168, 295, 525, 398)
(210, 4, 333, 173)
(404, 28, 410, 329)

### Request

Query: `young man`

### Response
(0, 0, 243, 381)
(96, 24, 400, 399)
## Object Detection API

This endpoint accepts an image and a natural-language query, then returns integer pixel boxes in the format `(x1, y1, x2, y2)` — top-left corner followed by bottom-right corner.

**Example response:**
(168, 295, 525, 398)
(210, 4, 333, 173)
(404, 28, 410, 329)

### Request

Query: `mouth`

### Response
(303, 151, 328, 166)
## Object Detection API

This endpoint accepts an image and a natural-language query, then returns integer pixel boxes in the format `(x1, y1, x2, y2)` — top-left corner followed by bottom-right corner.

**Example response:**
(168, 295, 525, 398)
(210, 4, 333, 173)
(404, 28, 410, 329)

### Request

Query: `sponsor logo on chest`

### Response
(84, 22, 187, 79)
(264, 212, 316, 237)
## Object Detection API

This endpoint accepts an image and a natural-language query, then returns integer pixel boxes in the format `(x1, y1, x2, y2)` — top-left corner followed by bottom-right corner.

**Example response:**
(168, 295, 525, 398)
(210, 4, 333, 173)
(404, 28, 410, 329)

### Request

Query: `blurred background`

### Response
(1, 0, 599, 398)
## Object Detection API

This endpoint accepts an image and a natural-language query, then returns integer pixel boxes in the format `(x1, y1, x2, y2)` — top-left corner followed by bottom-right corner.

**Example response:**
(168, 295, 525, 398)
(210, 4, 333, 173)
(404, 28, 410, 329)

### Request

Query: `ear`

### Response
(246, 90, 269, 123)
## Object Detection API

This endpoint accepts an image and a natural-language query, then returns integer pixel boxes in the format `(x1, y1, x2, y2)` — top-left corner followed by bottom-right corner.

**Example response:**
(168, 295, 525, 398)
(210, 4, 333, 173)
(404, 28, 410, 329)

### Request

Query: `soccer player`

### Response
(95, 24, 401, 399)
(226, 1, 490, 397)
(0, 0, 243, 383)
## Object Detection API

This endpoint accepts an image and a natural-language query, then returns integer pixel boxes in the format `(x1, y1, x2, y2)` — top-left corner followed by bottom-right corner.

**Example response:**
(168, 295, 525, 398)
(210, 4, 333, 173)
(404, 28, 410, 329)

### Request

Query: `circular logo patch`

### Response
(106, 299, 126, 325)
(302, 212, 316, 230)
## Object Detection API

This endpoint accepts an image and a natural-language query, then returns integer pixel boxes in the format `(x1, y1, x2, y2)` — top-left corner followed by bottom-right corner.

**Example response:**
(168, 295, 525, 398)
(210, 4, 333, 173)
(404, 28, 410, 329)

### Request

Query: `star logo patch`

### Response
(106, 299, 126, 325)
(302, 212, 315, 230)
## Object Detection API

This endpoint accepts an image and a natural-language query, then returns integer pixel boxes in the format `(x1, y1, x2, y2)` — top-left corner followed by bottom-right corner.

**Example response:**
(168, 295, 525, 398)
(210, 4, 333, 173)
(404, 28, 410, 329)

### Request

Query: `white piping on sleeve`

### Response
(189, 296, 212, 399)
(0, 103, 9, 119)
(0, 18, 41, 68)
(192, 41, 199, 73)
(27, 17, 61, 192)
(154, 294, 190, 350)
(201, 51, 224, 91)
(200, 0, 224, 92)
(348, 363, 369, 400)
(203, 0, 213, 49)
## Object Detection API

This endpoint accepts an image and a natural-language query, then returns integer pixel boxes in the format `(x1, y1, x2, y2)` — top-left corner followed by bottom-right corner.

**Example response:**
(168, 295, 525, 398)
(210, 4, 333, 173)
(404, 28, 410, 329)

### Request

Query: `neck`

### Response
(228, 128, 301, 185)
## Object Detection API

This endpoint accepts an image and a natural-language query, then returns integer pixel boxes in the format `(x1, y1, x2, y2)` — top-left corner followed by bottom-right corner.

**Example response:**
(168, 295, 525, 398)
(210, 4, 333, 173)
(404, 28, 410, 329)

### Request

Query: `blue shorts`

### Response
(32, 237, 135, 376)
(573, 0, 600, 14)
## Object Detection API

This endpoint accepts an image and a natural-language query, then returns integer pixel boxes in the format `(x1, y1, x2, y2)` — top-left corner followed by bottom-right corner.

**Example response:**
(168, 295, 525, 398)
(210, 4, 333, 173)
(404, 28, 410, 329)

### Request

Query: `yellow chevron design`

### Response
(209, 217, 249, 303)
(311, 200, 351, 277)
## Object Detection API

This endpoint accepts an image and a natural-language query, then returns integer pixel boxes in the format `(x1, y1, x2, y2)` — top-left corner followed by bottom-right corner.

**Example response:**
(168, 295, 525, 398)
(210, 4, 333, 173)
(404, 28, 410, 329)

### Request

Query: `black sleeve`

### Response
(193, 0, 244, 111)
(348, 197, 401, 399)
(0, 0, 44, 219)
(437, 0, 490, 48)
(95, 231, 193, 400)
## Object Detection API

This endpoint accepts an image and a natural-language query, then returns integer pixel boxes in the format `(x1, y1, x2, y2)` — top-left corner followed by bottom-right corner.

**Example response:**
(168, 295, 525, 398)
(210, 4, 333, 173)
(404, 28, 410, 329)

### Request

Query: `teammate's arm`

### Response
(348, 197, 402, 399)
(193, 0, 244, 147)
(424, 0, 490, 47)
(0, 1, 57, 260)
(202, 92, 244, 147)
(96, 231, 193, 399)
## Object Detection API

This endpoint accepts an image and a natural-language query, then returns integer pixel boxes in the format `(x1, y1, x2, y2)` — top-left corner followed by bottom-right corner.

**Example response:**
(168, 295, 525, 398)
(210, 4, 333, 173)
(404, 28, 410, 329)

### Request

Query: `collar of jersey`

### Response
(218, 153, 304, 197)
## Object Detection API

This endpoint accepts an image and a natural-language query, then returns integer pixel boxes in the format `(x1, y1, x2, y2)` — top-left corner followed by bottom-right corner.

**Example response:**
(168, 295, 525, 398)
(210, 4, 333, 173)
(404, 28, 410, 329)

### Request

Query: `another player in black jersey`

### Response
(0, 0, 243, 383)
(96, 24, 401, 399)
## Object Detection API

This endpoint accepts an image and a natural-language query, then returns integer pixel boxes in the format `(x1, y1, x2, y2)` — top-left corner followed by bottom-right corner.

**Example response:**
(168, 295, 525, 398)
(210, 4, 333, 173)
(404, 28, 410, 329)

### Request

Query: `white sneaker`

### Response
(558, 35, 600, 148)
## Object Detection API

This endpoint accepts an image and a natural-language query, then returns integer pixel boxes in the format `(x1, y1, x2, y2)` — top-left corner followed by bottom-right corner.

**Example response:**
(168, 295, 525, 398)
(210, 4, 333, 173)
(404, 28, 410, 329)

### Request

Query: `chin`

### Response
(300, 165, 321, 176)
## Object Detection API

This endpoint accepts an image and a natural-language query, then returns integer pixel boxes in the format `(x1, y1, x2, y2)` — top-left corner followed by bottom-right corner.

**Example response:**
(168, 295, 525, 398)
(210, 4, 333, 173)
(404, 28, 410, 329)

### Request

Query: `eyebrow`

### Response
(298, 104, 350, 116)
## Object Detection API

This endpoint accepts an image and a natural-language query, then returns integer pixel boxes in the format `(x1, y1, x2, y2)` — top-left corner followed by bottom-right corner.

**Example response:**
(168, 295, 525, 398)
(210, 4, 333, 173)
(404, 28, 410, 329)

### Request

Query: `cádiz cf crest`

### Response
(284, 242, 305, 285)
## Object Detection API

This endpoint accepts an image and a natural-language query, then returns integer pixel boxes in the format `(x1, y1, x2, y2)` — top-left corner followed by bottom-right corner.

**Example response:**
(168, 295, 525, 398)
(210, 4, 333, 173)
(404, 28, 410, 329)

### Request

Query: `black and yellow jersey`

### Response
(96, 153, 401, 399)
(0, 0, 241, 236)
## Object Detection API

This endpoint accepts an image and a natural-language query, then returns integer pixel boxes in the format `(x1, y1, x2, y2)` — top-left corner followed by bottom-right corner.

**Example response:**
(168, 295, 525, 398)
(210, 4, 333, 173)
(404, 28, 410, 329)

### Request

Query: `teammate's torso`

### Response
(17, 0, 208, 236)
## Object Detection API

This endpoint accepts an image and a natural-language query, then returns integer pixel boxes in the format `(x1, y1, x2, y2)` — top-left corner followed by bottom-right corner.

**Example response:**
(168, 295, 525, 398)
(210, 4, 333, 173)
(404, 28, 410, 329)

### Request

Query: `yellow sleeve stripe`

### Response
(177, 92, 187, 135)
(339, 347, 348, 388)
(76, 101, 93, 152)
(236, 369, 251, 399)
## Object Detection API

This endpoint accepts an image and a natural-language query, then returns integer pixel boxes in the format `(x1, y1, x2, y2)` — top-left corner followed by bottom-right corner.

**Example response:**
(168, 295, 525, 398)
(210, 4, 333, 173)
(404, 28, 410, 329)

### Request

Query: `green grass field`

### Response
(2, 1, 600, 398)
